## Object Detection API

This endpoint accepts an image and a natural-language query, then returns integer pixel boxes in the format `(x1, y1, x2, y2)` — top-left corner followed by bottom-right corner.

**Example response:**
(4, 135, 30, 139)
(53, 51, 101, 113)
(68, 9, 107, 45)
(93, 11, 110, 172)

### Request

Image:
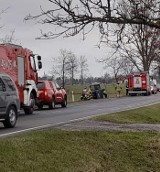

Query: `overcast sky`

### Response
(0, 0, 108, 77)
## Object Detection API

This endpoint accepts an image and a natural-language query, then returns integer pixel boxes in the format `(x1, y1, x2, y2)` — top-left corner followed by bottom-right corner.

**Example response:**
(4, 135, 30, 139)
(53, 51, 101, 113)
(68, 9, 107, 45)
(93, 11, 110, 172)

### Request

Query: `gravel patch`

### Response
(54, 119, 160, 132)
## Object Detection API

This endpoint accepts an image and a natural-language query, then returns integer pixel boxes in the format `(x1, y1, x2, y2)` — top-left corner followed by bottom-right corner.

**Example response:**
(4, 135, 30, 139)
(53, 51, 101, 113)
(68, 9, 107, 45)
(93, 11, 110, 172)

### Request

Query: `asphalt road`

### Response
(1, 94, 160, 137)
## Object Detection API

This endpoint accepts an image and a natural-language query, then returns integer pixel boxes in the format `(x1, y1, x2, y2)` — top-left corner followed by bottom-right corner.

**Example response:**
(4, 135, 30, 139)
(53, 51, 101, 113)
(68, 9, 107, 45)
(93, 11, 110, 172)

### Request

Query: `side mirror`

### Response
(38, 61, 42, 69)
(37, 56, 41, 61)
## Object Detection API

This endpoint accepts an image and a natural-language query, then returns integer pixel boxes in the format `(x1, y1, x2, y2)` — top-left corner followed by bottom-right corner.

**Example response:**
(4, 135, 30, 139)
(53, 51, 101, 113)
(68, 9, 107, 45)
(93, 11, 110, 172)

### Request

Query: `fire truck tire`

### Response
(3, 106, 17, 128)
(24, 93, 35, 114)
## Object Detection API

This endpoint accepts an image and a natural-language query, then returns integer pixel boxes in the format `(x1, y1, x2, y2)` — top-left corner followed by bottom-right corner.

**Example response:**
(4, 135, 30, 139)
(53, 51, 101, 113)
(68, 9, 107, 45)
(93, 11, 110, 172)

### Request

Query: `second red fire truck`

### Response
(128, 71, 151, 96)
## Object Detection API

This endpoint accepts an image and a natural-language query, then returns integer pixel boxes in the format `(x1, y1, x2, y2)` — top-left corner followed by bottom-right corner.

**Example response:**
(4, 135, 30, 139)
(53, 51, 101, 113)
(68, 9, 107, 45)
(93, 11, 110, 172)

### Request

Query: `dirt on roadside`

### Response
(54, 119, 160, 132)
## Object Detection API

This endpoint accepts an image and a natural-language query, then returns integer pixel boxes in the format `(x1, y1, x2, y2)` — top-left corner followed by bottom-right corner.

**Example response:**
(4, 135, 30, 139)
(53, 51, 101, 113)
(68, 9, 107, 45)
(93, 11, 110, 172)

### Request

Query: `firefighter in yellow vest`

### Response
(87, 86, 93, 100)
(115, 82, 122, 98)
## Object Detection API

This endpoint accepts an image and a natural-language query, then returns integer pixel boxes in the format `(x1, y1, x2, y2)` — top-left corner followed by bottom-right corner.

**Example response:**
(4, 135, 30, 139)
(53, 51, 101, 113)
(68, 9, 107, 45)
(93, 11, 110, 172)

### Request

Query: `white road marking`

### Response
(0, 101, 159, 137)
(0, 124, 51, 137)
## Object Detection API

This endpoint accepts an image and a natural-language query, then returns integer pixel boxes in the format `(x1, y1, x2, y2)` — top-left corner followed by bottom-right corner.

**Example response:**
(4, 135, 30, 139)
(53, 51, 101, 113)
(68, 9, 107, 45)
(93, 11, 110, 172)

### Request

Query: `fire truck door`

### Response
(134, 77, 142, 88)
(18, 56, 25, 86)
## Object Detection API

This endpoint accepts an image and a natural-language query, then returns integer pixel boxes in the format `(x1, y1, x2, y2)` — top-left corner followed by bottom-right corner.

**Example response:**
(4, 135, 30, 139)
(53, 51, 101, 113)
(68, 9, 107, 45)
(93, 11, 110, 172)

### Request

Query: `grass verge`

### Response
(0, 130, 160, 172)
(93, 103, 160, 124)
(65, 83, 126, 103)
(1, 102, 160, 171)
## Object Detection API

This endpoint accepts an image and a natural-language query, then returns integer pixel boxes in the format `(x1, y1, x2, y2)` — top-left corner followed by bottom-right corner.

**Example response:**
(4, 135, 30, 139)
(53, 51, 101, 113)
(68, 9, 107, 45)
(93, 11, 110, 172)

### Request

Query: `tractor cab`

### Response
(89, 83, 107, 99)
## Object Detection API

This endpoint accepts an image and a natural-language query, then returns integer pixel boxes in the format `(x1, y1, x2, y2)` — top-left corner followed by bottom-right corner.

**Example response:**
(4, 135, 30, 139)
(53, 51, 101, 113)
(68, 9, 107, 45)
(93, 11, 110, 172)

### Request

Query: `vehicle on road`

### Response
(150, 77, 157, 94)
(89, 83, 107, 99)
(0, 74, 20, 128)
(36, 79, 67, 109)
(128, 71, 151, 96)
(0, 43, 42, 114)
(150, 84, 157, 94)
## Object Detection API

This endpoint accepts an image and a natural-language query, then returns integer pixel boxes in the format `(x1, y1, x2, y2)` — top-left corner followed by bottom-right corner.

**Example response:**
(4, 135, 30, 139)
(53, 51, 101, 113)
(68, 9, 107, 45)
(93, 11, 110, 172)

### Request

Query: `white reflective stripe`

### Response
(23, 80, 37, 106)
(128, 91, 146, 94)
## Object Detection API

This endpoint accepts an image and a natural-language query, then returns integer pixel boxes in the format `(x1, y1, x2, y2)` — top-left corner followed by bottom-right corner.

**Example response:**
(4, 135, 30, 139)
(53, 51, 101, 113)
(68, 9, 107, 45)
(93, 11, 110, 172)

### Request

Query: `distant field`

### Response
(65, 83, 126, 103)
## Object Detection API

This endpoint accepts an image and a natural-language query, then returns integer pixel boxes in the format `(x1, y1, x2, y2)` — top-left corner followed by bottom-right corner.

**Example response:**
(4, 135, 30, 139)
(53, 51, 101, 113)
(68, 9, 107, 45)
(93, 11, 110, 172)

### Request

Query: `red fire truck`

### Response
(0, 43, 42, 114)
(128, 71, 151, 96)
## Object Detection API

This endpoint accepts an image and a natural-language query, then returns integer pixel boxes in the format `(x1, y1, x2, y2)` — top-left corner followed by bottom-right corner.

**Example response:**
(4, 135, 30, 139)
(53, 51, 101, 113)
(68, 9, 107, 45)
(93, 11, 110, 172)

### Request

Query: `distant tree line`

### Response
(49, 49, 89, 87)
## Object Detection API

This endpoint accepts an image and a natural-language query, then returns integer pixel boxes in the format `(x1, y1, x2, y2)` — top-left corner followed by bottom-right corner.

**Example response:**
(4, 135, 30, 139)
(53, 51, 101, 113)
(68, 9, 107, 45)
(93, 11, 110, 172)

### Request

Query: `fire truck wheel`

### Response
(49, 101, 55, 109)
(3, 106, 17, 128)
(24, 93, 35, 114)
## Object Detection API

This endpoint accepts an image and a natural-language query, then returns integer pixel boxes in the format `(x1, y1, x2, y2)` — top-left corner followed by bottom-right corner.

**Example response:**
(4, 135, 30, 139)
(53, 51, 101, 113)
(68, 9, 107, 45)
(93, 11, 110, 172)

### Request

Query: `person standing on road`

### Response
(87, 86, 93, 100)
(81, 87, 88, 100)
(115, 82, 122, 98)
(125, 81, 129, 96)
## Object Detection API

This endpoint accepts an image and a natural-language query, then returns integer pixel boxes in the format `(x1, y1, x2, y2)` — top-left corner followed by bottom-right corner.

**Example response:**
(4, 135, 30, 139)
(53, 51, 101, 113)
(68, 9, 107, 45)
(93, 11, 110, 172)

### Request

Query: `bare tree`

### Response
(0, 8, 8, 29)
(50, 49, 70, 87)
(0, 9, 21, 45)
(0, 29, 21, 44)
(116, 26, 160, 72)
(121, 57, 135, 75)
(25, 0, 160, 41)
(103, 72, 112, 83)
(102, 56, 124, 82)
(66, 51, 78, 85)
(107, 0, 160, 75)
(79, 56, 89, 85)
(25, 0, 160, 76)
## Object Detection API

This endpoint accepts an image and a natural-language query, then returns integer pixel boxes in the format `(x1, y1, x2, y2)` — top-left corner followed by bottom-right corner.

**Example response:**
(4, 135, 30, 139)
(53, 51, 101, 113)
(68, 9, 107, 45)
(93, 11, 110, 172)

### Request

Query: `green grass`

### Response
(0, 130, 160, 172)
(65, 83, 126, 103)
(65, 84, 84, 102)
(1, 90, 159, 171)
(94, 103, 160, 124)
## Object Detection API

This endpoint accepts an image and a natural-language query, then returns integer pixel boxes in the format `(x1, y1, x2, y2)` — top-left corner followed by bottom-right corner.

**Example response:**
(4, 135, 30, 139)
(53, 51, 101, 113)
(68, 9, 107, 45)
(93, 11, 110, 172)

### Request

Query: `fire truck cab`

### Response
(128, 71, 151, 96)
(0, 43, 42, 114)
